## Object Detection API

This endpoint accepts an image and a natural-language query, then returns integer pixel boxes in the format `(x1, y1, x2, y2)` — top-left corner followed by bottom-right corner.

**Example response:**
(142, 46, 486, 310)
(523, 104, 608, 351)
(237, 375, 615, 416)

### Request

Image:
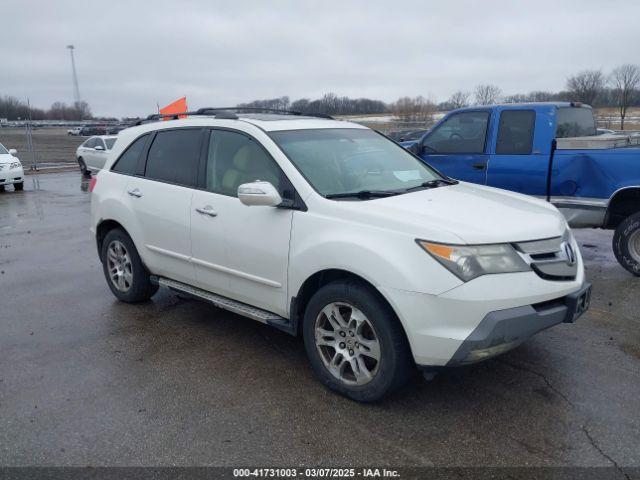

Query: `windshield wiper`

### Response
(404, 178, 459, 192)
(325, 190, 400, 199)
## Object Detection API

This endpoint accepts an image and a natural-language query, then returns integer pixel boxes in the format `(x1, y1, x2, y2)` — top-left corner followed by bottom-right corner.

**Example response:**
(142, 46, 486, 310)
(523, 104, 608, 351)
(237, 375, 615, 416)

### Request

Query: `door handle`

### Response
(195, 206, 217, 217)
(472, 163, 487, 170)
(127, 188, 142, 198)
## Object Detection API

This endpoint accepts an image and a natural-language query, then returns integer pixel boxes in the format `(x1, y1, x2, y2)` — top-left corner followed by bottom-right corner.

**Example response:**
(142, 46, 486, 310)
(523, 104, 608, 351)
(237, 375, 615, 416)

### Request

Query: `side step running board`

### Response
(154, 277, 296, 334)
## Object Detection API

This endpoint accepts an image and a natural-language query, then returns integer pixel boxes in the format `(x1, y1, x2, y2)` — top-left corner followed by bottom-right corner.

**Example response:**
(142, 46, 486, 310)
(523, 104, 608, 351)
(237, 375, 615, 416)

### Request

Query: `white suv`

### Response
(90, 109, 591, 401)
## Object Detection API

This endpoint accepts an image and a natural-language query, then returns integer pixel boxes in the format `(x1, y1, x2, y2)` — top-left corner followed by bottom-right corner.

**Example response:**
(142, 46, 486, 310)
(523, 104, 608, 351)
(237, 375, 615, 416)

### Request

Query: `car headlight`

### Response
(416, 240, 530, 282)
(10, 161, 21, 169)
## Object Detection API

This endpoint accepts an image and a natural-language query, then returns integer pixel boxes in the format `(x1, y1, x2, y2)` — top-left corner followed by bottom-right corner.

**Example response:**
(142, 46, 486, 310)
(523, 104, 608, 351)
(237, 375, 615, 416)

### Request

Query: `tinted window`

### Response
(206, 130, 283, 197)
(105, 138, 117, 149)
(145, 129, 202, 187)
(556, 107, 596, 138)
(423, 111, 489, 153)
(112, 134, 148, 175)
(496, 110, 535, 154)
(270, 128, 440, 197)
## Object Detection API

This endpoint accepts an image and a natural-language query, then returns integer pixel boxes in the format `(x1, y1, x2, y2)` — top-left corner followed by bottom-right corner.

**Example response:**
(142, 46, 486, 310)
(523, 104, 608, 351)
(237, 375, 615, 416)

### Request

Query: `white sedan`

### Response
(76, 136, 117, 175)
(0, 142, 24, 191)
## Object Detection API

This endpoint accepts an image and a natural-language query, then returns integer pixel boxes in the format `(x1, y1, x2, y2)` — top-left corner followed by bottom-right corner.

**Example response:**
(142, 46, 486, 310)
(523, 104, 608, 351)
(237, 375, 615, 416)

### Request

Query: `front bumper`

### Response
(380, 259, 587, 367)
(0, 166, 24, 185)
(446, 282, 591, 365)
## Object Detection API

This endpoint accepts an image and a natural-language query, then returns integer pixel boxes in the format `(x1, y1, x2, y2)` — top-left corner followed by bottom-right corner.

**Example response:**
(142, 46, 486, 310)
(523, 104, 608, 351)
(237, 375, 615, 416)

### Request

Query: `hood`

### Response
(331, 182, 566, 245)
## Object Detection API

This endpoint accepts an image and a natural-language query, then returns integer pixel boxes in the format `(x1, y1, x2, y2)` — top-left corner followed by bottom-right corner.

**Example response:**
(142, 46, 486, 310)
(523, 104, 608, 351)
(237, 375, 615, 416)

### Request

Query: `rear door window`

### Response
(112, 134, 148, 175)
(496, 110, 535, 154)
(144, 128, 202, 187)
(423, 111, 490, 153)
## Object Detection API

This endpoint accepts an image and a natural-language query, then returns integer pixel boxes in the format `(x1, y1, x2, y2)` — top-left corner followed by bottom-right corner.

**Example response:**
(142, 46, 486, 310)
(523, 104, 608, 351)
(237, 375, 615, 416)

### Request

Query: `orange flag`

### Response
(159, 97, 188, 120)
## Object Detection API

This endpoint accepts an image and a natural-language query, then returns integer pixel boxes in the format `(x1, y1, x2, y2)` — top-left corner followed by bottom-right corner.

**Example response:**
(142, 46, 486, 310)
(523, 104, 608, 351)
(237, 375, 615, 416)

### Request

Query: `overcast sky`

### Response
(2, 0, 639, 117)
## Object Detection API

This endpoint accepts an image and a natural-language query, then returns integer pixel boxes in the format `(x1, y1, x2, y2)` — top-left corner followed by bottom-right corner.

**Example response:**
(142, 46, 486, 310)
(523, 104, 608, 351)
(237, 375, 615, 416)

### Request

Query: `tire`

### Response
(613, 212, 640, 276)
(0, 185, 5, 192)
(78, 157, 90, 176)
(302, 280, 413, 402)
(100, 228, 158, 302)
(14, 182, 24, 191)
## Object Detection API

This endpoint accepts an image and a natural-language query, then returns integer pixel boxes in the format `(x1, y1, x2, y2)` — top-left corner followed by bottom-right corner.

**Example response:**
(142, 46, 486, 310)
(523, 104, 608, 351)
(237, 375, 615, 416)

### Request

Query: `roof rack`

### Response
(195, 107, 334, 120)
(133, 107, 333, 126)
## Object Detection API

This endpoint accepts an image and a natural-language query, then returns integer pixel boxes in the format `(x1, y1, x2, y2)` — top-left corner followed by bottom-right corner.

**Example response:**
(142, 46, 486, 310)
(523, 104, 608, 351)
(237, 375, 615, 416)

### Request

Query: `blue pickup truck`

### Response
(402, 102, 640, 275)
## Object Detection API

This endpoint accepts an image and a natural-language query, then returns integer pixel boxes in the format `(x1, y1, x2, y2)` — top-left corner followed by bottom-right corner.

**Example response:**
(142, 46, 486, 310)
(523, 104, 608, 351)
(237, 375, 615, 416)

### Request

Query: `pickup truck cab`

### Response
(403, 102, 640, 275)
(91, 109, 590, 401)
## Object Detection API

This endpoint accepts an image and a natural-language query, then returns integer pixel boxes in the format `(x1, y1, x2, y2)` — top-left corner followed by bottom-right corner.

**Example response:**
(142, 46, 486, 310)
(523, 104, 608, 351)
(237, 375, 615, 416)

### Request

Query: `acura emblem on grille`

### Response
(562, 242, 576, 266)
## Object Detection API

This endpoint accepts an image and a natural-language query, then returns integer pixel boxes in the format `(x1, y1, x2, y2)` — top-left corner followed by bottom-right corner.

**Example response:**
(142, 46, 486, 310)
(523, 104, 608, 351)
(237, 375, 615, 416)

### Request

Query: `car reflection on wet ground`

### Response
(0, 171, 639, 469)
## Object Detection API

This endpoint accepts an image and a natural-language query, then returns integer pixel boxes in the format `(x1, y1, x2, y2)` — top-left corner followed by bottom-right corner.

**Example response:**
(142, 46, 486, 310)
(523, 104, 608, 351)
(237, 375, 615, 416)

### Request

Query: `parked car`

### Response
(67, 126, 82, 136)
(402, 102, 640, 275)
(106, 124, 130, 135)
(388, 129, 430, 142)
(0, 142, 24, 191)
(76, 135, 118, 174)
(79, 125, 107, 136)
(90, 110, 590, 401)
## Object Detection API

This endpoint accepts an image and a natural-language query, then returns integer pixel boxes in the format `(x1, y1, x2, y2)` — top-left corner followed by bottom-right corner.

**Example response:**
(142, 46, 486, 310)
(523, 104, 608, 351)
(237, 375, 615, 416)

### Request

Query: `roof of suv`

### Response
(123, 113, 366, 135)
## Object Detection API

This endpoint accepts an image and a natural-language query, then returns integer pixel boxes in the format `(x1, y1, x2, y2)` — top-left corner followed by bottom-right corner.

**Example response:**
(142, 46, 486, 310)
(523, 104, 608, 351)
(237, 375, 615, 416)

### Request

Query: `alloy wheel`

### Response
(106, 240, 133, 292)
(314, 302, 381, 386)
(629, 230, 640, 264)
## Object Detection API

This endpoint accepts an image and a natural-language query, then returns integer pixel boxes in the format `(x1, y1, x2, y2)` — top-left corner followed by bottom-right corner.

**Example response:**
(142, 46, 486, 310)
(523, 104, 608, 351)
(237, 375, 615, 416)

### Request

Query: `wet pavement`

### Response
(0, 172, 639, 468)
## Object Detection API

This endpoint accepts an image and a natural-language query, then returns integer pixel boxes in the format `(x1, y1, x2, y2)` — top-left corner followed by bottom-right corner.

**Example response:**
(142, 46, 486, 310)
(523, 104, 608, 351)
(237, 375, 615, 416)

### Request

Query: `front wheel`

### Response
(101, 229, 158, 302)
(613, 212, 640, 276)
(302, 281, 413, 402)
(14, 182, 24, 191)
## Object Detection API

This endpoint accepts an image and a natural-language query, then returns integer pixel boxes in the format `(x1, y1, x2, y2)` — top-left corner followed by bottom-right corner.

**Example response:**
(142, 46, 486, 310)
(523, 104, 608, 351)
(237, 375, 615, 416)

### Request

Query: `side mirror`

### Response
(94, 145, 105, 151)
(238, 181, 282, 207)
(8, 149, 17, 156)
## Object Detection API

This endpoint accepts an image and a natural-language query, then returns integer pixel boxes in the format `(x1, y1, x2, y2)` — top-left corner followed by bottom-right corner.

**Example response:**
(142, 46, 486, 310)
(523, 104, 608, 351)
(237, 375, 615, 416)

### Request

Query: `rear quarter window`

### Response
(112, 134, 149, 175)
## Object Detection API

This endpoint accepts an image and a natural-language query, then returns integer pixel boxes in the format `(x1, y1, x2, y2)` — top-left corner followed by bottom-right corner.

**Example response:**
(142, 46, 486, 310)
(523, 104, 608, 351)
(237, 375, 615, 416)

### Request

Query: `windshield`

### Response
(556, 107, 596, 138)
(105, 138, 117, 149)
(0, 143, 8, 155)
(269, 128, 442, 197)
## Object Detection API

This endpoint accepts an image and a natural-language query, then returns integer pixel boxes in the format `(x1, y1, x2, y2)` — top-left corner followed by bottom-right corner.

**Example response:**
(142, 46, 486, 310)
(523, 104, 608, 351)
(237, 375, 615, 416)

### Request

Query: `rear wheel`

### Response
(302, 281, 413, 402)
(14, 182, 24, 191)
(613, 212, 640, 276)
(101, 229, 158, 302)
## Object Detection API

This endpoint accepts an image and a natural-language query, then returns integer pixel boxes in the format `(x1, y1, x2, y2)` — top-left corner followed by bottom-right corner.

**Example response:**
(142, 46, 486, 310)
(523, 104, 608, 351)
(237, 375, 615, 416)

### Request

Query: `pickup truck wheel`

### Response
(101, 229, 158, 302)
(613, 212, 640, 276)
(302, 281, 412, 402)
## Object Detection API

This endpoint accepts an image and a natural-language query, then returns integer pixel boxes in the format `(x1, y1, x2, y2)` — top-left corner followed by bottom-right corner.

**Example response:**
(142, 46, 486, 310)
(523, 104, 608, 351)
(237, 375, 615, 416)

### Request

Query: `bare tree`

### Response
(448, 91, 470, 109)
(566, 69, 605, 106)
(391, 96, 436, 122)
(474, 84, 501, 105)
(610, 64, 640, 130)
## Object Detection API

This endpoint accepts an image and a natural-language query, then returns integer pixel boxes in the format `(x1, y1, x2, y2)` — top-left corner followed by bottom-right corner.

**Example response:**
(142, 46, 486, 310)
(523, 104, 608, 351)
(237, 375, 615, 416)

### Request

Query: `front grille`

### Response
(513, 232, 577, 281)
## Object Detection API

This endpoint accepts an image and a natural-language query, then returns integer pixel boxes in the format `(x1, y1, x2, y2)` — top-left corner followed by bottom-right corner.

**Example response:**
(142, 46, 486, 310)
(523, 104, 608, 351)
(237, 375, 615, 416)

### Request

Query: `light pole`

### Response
(66, 45, 81, 105)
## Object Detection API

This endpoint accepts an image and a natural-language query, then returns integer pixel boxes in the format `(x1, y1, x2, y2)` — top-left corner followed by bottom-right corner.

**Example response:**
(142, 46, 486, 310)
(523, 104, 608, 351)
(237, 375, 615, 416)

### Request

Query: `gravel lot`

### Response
(0, 128, 83, 166)
(0, 172, 639, 473)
